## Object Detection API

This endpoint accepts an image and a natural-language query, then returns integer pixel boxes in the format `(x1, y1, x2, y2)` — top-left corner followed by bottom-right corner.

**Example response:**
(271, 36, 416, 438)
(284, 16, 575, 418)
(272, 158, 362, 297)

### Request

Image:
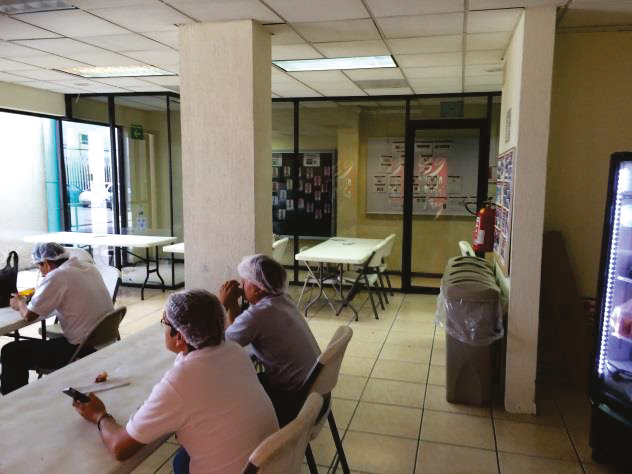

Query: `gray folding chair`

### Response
(242, 393, 324, 474)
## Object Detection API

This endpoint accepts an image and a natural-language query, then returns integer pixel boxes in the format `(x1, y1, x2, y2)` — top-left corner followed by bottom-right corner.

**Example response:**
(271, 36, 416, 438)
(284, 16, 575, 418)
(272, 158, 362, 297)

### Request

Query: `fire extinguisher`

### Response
(472, 202, 495, 253)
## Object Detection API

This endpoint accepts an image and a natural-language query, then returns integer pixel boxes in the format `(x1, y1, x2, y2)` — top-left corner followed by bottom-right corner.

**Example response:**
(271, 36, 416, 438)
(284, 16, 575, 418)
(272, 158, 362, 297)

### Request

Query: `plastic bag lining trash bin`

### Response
(435, 279, 504, 346)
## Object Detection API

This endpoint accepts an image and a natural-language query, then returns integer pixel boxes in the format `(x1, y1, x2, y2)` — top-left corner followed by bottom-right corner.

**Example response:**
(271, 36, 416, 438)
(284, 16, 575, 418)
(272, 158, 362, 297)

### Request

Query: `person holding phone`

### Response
(72, 289, 278, 474)
(219, 254, 320, 426)
(2, 242, 112, 394)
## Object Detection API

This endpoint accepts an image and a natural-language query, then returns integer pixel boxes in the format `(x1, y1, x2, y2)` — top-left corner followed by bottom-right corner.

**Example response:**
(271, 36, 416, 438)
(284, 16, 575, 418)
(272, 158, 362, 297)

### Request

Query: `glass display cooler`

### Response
(590, 152, 632, 467)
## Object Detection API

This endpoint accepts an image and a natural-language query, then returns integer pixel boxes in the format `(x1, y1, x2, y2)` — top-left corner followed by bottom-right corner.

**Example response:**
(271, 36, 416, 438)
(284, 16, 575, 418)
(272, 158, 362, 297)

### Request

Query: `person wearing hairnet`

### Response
(72, 289, 278, 474)
(1, 242, 113, 394)
(219, 254, 320, 425)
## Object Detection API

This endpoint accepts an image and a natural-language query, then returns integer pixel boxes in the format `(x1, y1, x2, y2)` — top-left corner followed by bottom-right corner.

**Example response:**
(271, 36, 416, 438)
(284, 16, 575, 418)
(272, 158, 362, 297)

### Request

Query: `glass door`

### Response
(403, 120, 489, 291)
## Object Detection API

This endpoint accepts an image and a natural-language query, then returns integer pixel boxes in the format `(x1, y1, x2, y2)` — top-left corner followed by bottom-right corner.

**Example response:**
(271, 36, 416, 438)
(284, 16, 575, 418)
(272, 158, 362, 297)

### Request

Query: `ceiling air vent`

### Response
(354, 79, 409, 89)
(0, 0, 76, 14)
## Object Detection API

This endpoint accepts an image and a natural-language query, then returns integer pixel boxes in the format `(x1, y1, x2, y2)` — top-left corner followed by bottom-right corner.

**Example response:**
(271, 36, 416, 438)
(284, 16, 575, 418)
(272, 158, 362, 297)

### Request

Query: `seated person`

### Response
(2, 242, 113, 394)
(219, 254, 320, 425)
(73, 289, 278, 474)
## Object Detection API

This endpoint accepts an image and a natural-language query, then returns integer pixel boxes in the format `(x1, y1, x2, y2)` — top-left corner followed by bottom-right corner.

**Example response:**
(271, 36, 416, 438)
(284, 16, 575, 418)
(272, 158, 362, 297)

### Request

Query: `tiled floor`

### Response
(1, 285, 625, 473)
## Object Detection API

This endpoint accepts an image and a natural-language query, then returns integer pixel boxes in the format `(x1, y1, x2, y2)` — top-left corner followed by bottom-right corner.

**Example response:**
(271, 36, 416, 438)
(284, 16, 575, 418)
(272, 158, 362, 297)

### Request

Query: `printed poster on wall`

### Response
(493, 147, 515, 276)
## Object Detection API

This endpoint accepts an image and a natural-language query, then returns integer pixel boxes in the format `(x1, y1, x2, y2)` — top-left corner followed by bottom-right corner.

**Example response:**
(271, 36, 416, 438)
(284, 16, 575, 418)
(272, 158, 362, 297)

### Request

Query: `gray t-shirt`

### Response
(225, 294, 320, 391)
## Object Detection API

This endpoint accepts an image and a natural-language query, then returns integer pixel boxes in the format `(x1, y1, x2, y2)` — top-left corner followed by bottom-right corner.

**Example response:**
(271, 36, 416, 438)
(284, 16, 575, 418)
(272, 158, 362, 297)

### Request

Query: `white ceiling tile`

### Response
(289, 70, 349, 82)
(69, 0, 159, 7)
(88, 4, 194, 32)
(15, 38, 105, 55)
(142, 75, 180, 86)
(293, 19, 380, 43)
(11, 68, 79, 81)
(159, 62, 179, 74)
(404, 65, 461, 79)
(0, 40, 43, 57)
(264, 0, 369, 22)
(395, 52, 461, 67)
(0, 16, 61, 40)
(272, 67, 298, 84)
(123, 49, 180, 66)
(469, 1, 564, 9)
(272, 84, 322, 97)
(19, 80, 73, 92)
(465, 72, 503, 85)
(466, 32, 511, 51)
(466, 9, 522, 34)
(365, 0, 464, 17)
(465, 50, 504, 65)
(466, 64, 503, 75)
(81, 34, 166, 52)
(18, 10, 130, 37)
(143, 30, 179, 49)
(0, 57, 39, 71)
(312, 85, 366, 96)
(409, 77, 461, 93)
(264, 24, 304, 45)
(272, 44, 323, 60)
(377, 13, 464, 39)
(344, 68, 403, 80)
(124, 84, 172, 91)
(363, 87, 412, 95)
(0, 71, 32, 82)
(91, 77, 154, 87)
(314, 40, 389, 58)
(62, 51, 142, 66)
(13, 55, 91, 69)
(166, 0, 281, 23)
(388, 35, 462, 54)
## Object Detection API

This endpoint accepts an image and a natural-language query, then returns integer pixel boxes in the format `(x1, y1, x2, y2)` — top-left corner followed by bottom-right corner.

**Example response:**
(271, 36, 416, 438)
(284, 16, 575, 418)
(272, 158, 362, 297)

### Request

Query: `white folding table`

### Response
(0, 324, 175, 474)
(0, 306, 51, 341)
(24, 232, 177, 300)
(295, 237, 383, 320)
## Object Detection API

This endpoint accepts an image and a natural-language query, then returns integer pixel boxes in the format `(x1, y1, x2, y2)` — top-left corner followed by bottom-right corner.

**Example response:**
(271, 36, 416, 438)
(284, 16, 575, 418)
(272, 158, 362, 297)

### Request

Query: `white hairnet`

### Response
(237, 254, 287, 296)
(164, 289, 225, 349)
(32, 242, 69, 264)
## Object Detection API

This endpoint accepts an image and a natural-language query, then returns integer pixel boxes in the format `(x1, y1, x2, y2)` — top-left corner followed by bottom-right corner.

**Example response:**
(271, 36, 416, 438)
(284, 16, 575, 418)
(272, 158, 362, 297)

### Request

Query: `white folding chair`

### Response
(242, 393, 324, 474)
(341, 242, 388, 319)
(459, 240, 476, 257)
(300, 326, 353, 474)
(271, 237, 289, 263)
(377, 233, 396, 298)
(297, 246, 340, 314)
(36, 306, 127, 376)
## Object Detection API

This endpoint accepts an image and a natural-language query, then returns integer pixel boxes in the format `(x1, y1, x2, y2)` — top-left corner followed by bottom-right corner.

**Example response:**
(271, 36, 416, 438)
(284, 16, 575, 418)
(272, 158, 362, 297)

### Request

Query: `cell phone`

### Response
(62, 387, 91, 403)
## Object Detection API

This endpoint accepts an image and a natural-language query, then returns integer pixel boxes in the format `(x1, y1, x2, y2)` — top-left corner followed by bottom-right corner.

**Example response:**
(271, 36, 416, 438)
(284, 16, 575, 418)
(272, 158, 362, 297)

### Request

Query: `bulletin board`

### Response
(272, 151, 336, 237)
(493, 147, 515, 275)
(366, 138, 479, 216)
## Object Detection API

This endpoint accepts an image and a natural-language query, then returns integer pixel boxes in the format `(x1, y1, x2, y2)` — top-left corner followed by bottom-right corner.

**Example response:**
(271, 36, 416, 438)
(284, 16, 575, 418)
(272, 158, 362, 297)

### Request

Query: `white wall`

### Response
(500, 7, 556, 414)
(0, 82, 64, 116)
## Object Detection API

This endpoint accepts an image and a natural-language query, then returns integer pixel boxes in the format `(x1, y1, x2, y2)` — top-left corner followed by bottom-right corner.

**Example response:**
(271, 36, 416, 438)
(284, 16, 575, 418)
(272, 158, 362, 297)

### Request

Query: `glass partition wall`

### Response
(277, 94, 499, 293)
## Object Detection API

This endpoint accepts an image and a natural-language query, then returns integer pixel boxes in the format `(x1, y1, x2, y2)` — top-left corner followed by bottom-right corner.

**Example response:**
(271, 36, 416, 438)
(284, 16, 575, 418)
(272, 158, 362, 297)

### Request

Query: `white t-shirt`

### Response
(126, 341, 279, 474)
(27, 257, 113, 344)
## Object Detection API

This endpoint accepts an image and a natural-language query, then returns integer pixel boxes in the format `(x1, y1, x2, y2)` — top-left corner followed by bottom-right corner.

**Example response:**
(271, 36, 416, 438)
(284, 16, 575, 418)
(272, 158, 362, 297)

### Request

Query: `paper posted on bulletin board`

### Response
(494, 147, 515, 276)
(366, 138, 478, 216)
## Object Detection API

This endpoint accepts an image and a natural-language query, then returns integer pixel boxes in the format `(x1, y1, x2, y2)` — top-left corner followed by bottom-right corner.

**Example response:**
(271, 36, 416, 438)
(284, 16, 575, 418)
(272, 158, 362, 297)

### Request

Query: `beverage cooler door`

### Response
(596, 155, 632, 413)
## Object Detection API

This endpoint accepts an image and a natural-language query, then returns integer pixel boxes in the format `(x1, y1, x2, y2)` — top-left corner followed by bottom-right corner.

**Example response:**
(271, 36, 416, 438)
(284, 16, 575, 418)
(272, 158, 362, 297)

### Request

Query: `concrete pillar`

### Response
(500, 7, 556, 413)
(179, 20, 272, 291)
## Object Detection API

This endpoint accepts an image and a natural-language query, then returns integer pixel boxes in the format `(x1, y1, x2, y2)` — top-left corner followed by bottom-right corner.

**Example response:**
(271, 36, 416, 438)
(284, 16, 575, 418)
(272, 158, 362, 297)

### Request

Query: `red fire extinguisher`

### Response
(472, 202, 495, 253)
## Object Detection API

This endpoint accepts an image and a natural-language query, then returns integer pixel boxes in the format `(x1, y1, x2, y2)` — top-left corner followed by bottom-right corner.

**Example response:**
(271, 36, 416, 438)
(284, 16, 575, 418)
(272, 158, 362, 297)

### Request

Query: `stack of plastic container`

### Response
(435, 256, 504, 405)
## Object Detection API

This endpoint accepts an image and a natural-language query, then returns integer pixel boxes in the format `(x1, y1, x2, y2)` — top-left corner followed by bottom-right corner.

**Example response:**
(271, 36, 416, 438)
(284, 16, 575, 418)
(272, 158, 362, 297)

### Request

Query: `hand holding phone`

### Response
(63, 387, 91, 404)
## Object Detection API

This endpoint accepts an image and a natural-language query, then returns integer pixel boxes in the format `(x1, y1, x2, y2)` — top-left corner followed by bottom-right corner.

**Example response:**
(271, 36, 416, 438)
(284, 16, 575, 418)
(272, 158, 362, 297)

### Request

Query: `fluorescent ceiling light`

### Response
(58, 65, 175, 78)
(273, 55, 396, 72)
(0, 0, 75, 14)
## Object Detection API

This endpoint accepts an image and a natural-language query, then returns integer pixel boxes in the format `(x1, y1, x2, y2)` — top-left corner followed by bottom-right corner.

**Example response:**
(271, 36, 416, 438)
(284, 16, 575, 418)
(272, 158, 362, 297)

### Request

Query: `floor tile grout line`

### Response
(549, 387, 588, 473)
(328, 293, 407, 474)
(412, 314, 436, 474)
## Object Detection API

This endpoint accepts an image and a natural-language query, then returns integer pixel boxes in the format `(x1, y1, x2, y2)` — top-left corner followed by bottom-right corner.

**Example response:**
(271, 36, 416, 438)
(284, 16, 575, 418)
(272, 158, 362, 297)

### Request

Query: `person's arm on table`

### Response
(9, 294, 40, 322)
(219, 280, 243, 325)
(74, 394, 145, 461)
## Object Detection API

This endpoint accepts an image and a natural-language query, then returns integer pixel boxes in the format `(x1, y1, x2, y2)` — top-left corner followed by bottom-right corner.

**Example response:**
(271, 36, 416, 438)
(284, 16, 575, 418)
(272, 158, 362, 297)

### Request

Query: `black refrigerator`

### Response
(590, 152, 632, 466)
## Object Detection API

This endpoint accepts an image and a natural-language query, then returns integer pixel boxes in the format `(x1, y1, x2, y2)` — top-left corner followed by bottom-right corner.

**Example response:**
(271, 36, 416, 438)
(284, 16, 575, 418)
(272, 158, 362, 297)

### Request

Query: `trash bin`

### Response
(435, 276, 504, 406)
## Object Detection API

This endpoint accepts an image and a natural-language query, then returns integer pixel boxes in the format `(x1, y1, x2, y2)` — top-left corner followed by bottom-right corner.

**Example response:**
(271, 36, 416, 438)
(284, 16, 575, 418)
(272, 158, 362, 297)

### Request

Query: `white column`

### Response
(179, 20, 272, 291)
(500, 7, 556, 413)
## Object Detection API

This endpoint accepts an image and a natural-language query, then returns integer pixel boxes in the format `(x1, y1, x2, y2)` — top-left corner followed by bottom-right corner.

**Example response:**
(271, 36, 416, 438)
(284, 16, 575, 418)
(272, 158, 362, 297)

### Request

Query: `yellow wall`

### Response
(545, 30, 632, 298)
(0, 81, 64, 116)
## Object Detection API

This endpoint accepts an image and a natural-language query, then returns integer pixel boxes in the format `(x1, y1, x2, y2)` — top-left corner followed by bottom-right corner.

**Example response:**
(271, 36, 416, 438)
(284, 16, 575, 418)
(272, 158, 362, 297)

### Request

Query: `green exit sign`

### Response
(130, 124, 144, 140)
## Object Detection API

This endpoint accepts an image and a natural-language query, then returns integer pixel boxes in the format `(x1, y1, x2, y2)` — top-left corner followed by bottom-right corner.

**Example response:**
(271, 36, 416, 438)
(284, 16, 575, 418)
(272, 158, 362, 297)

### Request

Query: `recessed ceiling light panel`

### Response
(273, 55, 396, 72)
(0, 0, 75, 14)
(58, 65, 175, 78)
